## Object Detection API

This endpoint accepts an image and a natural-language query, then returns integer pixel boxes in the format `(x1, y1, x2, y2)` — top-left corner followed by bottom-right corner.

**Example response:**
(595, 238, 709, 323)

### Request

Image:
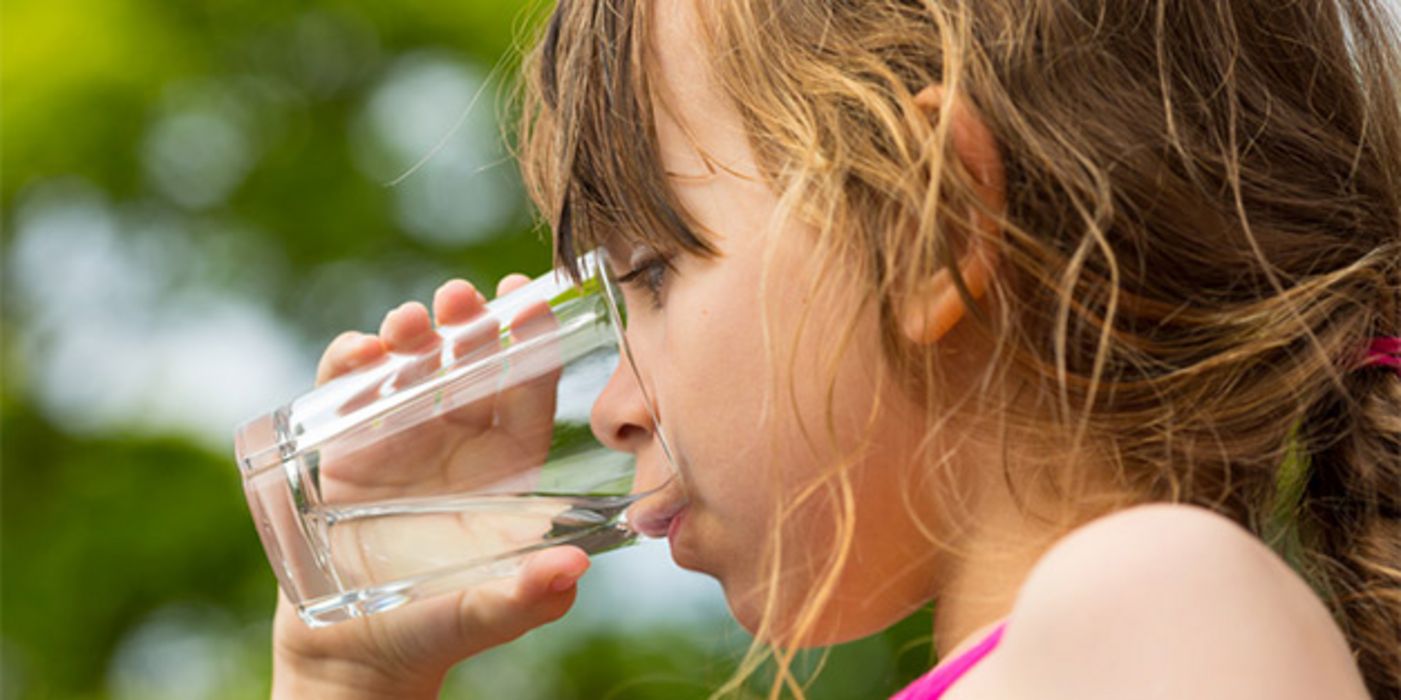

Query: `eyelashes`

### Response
(617, 253, 673, 309)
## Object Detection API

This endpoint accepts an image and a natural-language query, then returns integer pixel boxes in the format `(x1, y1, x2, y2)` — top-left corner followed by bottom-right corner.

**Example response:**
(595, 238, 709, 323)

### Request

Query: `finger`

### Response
(474, 547, 589, 628)
(510, 300, 558, 341)
(449, 316, 501, 366)
(495, 273, 532, 299)
(427, 280, 503, 430)
(435, 279, 502, 377)
(379, 301, 439, 354)
(324, 547, 586, 673)
(439, 316, 502, 432)
(435, 280, 510, 431)
(316, 331, 387, 386)
(446, 546, 589, 657)
(433, 279, 488, 328)
(495, 302, 562, 454)
(516, 545, 591, 600)
(377, 301, 444, 391)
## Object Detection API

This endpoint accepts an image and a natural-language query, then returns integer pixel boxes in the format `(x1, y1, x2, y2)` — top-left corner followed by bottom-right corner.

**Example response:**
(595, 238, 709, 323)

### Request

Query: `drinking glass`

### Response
(233, 249, 675, 627)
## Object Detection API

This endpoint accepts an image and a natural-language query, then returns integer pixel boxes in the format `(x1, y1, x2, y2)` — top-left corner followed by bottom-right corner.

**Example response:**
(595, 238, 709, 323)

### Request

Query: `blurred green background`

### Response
(1, 1, 935, 697)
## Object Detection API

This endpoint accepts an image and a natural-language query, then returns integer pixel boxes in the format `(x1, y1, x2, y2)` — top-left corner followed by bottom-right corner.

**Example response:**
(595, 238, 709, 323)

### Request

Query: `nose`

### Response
(590, 357, 656, 456)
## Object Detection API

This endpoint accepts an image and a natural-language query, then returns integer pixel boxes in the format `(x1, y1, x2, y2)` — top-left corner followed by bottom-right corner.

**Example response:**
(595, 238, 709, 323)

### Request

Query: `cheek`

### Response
(657, 276, 760, 428)
(654, 264, 854, 493)
(647, 245, 884, 549)
(651, 283, 779, 514)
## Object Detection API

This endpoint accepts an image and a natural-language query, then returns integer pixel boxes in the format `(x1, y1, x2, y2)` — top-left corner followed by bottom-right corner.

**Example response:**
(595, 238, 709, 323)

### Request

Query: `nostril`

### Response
(614, 423, 649, 448)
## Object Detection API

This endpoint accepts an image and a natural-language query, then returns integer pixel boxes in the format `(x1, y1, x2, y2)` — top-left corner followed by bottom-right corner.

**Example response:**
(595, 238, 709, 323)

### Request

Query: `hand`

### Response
(316, 275, 561, 503)
(270, 276, 589, 699)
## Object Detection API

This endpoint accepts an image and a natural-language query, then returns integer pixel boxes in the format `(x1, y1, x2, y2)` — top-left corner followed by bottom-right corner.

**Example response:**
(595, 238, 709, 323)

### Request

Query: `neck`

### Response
(926, 439, 1103, 658)
(930, 518, 1050, 658)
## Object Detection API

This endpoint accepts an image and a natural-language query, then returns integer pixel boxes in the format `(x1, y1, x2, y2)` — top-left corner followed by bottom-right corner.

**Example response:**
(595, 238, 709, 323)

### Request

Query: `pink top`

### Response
(889, 622, 1007, 700)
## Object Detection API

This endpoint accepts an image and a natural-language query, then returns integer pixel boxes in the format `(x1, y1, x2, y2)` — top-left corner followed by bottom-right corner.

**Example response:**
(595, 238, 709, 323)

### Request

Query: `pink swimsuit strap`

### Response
(889, 621, 1008, 700)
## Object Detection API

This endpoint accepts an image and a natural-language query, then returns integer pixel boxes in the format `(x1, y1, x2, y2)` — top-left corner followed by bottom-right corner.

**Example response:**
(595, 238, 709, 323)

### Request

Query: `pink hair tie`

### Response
(1362, 336, 1401, 373)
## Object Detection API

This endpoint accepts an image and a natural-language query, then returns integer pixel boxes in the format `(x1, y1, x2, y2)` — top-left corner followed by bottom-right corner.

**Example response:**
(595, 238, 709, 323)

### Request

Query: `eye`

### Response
(617, 253, 673, 310)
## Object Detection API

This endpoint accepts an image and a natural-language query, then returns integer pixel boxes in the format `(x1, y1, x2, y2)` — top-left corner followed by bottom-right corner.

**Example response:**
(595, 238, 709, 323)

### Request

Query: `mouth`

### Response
(665, 506, 688, 543)
(629, 494, 690, 539)
(628, 434, 693, 539)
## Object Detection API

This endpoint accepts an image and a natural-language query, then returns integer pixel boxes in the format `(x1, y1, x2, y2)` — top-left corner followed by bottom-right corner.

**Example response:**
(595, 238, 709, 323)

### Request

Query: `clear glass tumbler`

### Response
(234, 249, 675, 627)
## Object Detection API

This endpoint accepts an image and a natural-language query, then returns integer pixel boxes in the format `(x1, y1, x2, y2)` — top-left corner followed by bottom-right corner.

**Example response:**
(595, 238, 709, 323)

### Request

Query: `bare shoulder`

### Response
(992, 504, 1369, 700)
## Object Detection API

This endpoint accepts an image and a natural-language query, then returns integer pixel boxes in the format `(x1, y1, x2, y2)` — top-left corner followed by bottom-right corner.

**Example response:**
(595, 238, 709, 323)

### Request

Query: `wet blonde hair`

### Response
(517, 0, 1401, 697)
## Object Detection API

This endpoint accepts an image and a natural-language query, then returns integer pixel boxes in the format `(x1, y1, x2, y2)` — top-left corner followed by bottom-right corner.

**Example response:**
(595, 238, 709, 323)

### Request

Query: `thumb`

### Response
(450, 546, 591, 657)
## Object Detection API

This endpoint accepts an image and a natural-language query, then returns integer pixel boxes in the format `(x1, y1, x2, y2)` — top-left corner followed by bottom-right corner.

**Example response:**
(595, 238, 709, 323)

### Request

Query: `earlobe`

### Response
(899, 85, 1005, 346)
(900, 246, 995, 345)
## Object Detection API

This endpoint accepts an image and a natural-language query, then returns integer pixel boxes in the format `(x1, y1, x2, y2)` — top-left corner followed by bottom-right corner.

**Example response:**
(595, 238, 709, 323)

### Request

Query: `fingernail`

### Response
(549, 572, 581, 593)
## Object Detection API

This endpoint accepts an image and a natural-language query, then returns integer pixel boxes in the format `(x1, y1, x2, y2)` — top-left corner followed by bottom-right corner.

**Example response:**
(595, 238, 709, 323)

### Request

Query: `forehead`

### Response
(651, 3, 709, 108)
(533, 0, 730, 274)
(649, 3, 753, 179)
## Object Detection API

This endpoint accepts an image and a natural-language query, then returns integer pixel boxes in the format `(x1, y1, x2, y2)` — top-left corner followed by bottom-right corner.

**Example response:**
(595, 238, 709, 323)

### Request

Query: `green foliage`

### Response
(1, 400, 275, 697)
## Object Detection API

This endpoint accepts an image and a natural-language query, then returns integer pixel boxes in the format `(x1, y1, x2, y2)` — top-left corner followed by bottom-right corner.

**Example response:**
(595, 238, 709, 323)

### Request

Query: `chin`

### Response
(667, 534, 703, 573)
(720, 578, 902, 649)
(718, 583, 834, 649)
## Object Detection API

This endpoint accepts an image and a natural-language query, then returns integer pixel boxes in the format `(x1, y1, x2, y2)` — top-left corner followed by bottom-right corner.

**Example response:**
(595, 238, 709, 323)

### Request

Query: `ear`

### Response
(899, 85, 1006, 346)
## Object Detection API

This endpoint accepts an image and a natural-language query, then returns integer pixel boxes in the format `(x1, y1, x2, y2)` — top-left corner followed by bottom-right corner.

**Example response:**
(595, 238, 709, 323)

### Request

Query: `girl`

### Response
(271, 0, 1401, 698)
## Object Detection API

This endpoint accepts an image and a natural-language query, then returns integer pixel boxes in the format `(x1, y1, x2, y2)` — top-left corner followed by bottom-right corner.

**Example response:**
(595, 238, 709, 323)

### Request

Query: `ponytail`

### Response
(1298, 341, 1401, 699)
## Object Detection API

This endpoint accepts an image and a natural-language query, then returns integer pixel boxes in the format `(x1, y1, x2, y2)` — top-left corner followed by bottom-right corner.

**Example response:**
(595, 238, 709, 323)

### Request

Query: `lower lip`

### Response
(666, 507, 689, 544)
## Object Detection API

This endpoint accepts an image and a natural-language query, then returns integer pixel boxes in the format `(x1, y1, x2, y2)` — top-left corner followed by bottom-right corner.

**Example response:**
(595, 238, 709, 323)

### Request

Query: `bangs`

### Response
(520, 0, 717, 280)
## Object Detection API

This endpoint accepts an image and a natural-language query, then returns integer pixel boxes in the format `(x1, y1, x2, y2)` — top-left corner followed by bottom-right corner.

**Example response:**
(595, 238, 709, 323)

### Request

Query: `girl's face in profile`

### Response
(588, 2, 950, 646)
